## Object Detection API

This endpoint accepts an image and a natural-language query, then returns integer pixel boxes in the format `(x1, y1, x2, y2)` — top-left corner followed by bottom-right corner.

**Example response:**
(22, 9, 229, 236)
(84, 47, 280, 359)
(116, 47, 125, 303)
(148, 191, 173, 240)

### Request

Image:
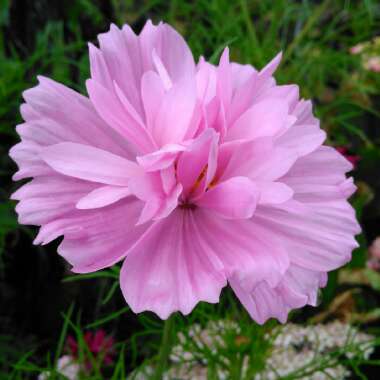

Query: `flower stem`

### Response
(153, 315, 174, 380)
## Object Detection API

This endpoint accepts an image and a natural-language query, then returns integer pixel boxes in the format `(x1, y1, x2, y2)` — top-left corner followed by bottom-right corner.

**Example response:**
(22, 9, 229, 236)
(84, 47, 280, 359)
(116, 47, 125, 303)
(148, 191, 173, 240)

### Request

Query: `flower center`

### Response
(178, 202, 197, 210)
(176, 160, 219, 210)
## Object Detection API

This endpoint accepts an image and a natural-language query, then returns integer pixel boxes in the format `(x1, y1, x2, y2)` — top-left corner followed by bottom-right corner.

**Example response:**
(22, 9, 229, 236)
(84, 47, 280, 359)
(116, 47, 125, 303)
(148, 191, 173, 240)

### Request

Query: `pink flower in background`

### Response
(369, 237, 380, 260)
(67, 330, 115, 366)
(364, 56, 380, 73)
(367, 237, 380, 271)
(336, 147, 360, 168)
(349, 44, 365, 55)
(39, 330, 114, 379)
(10, 21, 360, 324)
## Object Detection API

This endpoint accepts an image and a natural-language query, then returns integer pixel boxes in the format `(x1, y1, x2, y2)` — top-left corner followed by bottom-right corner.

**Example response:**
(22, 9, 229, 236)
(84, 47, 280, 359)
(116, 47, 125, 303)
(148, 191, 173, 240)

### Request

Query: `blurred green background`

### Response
(1, 0, 380, 379)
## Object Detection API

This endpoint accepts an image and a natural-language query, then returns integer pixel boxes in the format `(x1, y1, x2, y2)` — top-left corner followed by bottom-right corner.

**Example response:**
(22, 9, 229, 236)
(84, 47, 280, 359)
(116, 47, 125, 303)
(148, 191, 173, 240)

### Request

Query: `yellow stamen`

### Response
(189, 164, 208, 194)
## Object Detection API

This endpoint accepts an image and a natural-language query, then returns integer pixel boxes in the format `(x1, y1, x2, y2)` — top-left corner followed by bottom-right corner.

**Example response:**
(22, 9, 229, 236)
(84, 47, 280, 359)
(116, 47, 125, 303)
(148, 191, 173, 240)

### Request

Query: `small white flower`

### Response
(38, 356, 80, 380)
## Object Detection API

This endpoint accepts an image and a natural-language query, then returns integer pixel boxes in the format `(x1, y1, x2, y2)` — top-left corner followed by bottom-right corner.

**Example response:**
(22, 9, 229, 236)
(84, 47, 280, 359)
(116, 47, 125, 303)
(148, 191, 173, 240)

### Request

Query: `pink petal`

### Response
(230, 264, 325, 324)
(216, 48, 232, 113)
(230, 63, 256, 91)
(46, 198, 149, 273)
(283, 180, 356, 203)
(200, 135, 219, 195)
(160, 166, 177, 194)
(293, 99, 319, 125)
(261, 145, 360, 271)
(136, 143, 187, 171)
(153, 183, 183, 220)
(152, 76, 197, 146)
(256, 181, 294, 205)
(157, 23, 196, 80)
(227, 98, 291, 141)
(152, 49, 172, 90)
(282, 146, 354, 203)
(284, 265, 328, 306)
(258, 51, 282, 78)
(227, 54, 282, 125)
(195, 177, 259, 219)
(20, 76, 135, 158)
(40, 142, 139, 186)
(229, 276, 299, 324)
(141, 71, 165, 132)
(218, 138, 273, 180)
(248, 146, 298, 181)
(88, 42, 113, 91)
(20, 103, 39, 121)
(10, 141, 53, 180)
(120, 210, 226, 319)
(95, 24, 143, 115)
(256, 84, 299, 111)
(136, 199, 162, 225)
(129, 171, 182, 224)
(276, 123, 326, 157)
(253, 200, 360, 272)
(139, 20, 195, 82)
(194, 210, 290, 288)
(196, 60, 217, 103)
(229, 278, 289, 324)
(76, 186, 131, 209)
(12, 175, 96, 225)
(176, 129, 219, 196)
(113, 80, 146, 129)
(86, 79, 155, 153)
(229, 71, 259, 124)
(128, 171, 163, 202)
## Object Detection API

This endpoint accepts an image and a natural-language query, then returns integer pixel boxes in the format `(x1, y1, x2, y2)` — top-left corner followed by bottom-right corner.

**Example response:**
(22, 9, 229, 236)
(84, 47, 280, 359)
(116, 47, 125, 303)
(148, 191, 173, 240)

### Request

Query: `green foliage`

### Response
(0, 202, 17, 248)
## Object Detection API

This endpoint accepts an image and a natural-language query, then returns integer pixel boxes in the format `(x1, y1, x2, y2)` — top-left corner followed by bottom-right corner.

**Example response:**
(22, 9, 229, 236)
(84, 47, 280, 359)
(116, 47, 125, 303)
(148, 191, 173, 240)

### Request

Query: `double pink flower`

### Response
(10, 21, 360, 323)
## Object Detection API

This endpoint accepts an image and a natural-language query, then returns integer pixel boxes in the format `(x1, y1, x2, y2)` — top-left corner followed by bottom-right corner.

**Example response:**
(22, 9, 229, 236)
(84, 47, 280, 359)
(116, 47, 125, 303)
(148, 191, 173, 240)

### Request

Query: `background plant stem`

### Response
(153, 315, 174, 380)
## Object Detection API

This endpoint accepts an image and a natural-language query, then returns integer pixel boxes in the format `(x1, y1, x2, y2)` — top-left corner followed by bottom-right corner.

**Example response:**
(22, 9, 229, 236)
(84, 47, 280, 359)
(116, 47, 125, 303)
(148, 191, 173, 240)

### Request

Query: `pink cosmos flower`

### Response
(10, 21, 360, 324)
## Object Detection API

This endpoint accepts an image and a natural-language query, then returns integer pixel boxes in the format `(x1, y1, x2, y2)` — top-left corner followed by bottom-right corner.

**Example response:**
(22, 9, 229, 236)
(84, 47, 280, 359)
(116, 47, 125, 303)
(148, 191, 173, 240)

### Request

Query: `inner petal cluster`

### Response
(129, 126, 263, 224)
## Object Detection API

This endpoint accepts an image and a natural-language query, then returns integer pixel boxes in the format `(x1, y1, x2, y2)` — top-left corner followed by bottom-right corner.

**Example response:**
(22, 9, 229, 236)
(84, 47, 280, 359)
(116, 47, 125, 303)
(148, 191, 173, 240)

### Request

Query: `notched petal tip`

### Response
(339, 177, 356, 199)
(88, 41, 99, 54)
(219, 46, 230, 63)
(110, 23, 121, 32)
(259, 51, 283, 77)
(36, 74, 49, 84)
